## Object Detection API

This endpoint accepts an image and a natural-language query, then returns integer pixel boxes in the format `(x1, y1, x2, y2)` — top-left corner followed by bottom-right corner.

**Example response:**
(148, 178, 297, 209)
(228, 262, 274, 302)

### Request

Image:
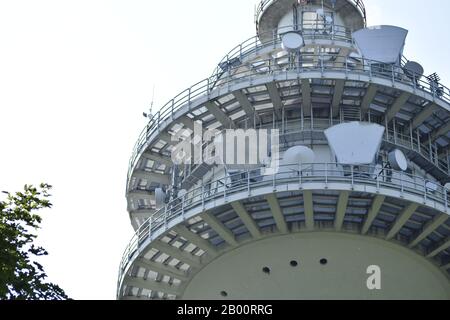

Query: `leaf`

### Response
(0, 184, 69, 300)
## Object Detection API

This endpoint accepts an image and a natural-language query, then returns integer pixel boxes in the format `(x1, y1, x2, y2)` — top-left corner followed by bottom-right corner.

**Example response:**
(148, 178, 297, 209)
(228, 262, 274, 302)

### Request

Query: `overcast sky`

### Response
(0, 0, 449, 300)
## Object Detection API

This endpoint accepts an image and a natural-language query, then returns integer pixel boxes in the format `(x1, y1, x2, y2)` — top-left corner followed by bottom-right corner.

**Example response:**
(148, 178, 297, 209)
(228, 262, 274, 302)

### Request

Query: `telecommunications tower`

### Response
(118, 0, 450, 299)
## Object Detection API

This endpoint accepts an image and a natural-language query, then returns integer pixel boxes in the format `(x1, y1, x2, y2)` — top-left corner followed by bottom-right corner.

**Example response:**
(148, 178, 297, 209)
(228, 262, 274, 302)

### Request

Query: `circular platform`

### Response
(118, 167, 450, 300)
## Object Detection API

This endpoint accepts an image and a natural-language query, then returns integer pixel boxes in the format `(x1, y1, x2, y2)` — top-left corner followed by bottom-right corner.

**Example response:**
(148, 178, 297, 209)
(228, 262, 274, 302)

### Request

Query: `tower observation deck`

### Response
(118, 0, 450, 300)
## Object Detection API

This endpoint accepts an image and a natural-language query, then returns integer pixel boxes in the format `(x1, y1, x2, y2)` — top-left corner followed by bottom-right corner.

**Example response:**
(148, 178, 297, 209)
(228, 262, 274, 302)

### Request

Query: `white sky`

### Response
(0, 0, 449, 300)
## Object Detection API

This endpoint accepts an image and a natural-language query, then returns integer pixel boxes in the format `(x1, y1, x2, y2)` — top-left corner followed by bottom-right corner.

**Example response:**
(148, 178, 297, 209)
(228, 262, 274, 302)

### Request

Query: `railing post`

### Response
(376, 168, 380, 191)
(164, 205, 168, 231)
(428, 134, 433, 163)
(273, 29, 277, 49)
(202, 182, 205, 210)
(149, 216, 153, 241)
(345, 58, 348, 78)
(400, 172, 404, 196)
(299, 163, 302, 188)
(392, 65, 395, 86)
(351, 165, 354, 189)
(224, 172, 228, 203)
(188, 87, 192, 109)
(417, 130, 421, 154)
(157, 111, 161, 133)
(273, 168, 276, 191)
(424, 180, 428, 204)
(432, 82, 436, 100)
(393, 119, 398, 145)
(248, 169, 251, 196)
(445, 187, 449, 213)
(171, 99, 175, 120)
(409, 123, 414, 150)
(320, 55, 324, 76)
(325, 163, 328, 188)
(385, 116, 389, 141)
(182, 195, 186, 220)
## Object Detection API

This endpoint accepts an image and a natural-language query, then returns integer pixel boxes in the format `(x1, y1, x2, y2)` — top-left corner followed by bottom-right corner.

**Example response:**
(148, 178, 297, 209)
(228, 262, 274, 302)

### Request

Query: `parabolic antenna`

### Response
(281, 32, 304, 53)
(404, 61, 424, 79)
(325, 122, 385, 165)
(426, 182, 439, 193)
(349, 52, 362, 59)
(444, 183, 450, 191)
(388, 149, 408, 171)
(282, 146, 315, 165)
(353, 25, 408, 64)
(155, 188, 166, 210)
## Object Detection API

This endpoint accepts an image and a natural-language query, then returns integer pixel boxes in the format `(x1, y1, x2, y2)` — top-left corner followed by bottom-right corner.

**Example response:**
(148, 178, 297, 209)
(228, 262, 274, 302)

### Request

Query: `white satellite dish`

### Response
(404, 61, 424, 79)
(444, 183, 450, 191)
(388, 149, 408, 171)
(282, 146, 315, 165)
(325, 122, 385, 165)
(155, 188, 166, 209)
(425, 182, 439, 193)
(281, 32, 304, 53)
(353, 26, 408, 64)
(325, 16, 333, 24)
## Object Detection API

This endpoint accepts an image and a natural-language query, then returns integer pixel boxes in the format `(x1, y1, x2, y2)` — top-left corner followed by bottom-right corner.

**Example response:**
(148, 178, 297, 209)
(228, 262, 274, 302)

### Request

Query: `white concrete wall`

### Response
(183, 232, 450, 300)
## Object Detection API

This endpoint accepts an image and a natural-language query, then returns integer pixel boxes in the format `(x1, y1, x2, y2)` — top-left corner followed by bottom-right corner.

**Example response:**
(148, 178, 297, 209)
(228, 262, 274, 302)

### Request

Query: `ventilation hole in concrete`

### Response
(220, 291, 228, 297)
(290, 260, 299, 267)
(320, 258, 328, 265)
(262, 267, 271, 274)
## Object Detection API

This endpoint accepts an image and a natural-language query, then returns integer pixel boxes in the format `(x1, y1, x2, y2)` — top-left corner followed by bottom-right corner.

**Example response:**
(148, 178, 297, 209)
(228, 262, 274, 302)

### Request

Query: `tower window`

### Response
(302, 11, 334, 33)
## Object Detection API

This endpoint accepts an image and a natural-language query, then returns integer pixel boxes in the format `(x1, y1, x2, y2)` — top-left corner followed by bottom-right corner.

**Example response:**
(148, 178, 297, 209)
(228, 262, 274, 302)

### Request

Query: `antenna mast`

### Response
(143, 85, 156, 119)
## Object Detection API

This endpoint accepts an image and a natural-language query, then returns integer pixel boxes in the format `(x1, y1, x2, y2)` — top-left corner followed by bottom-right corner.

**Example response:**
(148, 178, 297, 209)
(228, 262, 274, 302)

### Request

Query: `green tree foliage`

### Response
(0, 183, 68, 300)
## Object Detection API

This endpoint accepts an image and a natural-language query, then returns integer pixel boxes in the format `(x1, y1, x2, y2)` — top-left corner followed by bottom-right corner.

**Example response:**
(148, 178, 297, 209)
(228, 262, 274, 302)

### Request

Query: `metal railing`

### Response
(126, 53, 450, 191)
(384, 128, 448, 174)
(254, 0, 367, 30)
(178, 120, 449, 187)
(279, 119, 450, 174)
(211, 23, 355, 79)
(119, 162, 450, 290)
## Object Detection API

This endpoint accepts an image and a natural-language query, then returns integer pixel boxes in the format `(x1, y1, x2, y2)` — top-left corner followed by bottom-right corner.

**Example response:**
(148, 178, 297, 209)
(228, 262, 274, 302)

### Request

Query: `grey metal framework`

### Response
(126, 50, 450, 191)
(118, 0, 450, 300)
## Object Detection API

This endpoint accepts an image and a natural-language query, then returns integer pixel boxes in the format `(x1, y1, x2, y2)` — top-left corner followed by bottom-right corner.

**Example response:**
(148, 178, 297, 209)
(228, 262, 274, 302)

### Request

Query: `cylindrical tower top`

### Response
(256, 0, 367, 42)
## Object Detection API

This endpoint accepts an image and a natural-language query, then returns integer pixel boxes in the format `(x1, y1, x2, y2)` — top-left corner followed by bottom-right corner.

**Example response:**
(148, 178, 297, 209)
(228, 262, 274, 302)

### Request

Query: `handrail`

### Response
(178, 122, 449, 188)
(118, 162, 450, 293)
(254, 0, 367, 31)
(126, 53, 450, 192)
(211, 23, 355, 79)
